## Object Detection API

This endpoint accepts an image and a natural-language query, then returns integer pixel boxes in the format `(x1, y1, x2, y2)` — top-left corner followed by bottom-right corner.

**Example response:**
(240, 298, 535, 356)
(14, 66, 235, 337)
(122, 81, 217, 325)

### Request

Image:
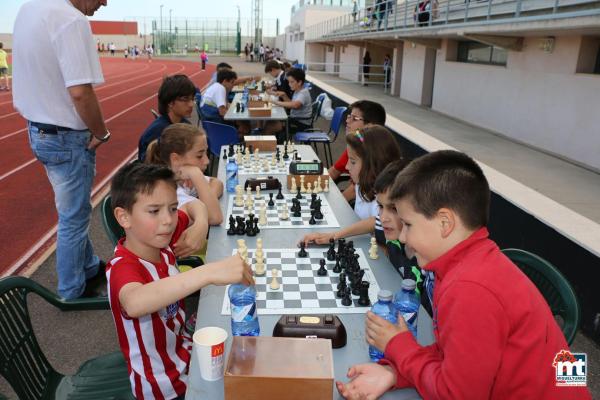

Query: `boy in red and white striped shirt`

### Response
(107, 163, 253, 400)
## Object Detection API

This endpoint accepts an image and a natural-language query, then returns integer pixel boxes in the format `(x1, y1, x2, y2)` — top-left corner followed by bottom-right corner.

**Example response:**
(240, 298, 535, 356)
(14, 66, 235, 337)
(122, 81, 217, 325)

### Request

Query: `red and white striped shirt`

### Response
(107, 210, 193, 400)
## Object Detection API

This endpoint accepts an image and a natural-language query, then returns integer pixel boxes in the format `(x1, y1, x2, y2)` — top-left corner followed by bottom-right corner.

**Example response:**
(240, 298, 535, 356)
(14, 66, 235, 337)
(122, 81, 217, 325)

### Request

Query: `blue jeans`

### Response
(28, 123, 100, 299)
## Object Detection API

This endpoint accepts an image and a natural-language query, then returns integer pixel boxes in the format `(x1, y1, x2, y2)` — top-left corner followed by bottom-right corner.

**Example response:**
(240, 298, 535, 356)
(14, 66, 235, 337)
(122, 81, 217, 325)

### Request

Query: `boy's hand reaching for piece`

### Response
(336, 363, 396, 400)
(366, 311, 408, 352)
(209, 254, 254, 286)
(300, 232, 336, 247)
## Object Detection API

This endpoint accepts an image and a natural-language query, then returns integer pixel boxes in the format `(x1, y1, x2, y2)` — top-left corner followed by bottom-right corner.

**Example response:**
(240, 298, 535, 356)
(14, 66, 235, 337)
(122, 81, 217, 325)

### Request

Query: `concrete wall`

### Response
(325, 45, 336, 73)
(400, 44, 429, 104)
(339, 45, 361, 81)
(433, 35, 600, 171)
(306, 43, 326, 70)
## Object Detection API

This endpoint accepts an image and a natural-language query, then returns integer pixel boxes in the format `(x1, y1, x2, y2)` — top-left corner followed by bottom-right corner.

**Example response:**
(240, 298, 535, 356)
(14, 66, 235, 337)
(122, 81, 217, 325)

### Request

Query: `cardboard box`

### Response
(244, 135, 278, 152)
(224, 336, 334, 400)
(286, 174, 330, 192)
(247, 100, 272, 117)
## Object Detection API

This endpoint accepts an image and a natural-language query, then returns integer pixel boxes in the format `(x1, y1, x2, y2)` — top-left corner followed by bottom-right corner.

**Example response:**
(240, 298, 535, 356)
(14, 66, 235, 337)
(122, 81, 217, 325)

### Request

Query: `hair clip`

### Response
(354, 130, 365, 143)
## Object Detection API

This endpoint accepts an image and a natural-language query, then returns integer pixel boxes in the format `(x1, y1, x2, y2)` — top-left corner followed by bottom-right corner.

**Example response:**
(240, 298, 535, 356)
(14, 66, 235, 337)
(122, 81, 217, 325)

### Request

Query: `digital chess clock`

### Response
(289, 160, 323, 175)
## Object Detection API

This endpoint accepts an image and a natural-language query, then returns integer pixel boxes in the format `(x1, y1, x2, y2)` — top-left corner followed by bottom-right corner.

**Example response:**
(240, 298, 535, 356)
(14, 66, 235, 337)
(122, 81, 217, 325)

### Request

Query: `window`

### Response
(594, 47, 600, 74)
(457, 41, 507, 66)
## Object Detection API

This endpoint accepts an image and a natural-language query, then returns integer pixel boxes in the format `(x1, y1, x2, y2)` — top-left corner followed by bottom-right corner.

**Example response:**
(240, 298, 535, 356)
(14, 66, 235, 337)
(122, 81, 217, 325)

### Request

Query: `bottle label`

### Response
(231, 303, 256, 323)
(402, 311, 417, 326)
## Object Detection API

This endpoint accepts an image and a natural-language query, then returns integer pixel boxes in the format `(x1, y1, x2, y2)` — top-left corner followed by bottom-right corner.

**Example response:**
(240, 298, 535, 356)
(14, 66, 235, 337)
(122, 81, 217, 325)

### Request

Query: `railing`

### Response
(305, 0, 600, 40)
(291, 0, 356, 16)
(305, 62, 393, 92)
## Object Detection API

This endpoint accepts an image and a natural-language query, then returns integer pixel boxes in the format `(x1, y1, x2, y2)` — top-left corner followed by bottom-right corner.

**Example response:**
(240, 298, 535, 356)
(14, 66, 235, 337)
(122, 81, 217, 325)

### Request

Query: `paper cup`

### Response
(193, 327, 228, 381)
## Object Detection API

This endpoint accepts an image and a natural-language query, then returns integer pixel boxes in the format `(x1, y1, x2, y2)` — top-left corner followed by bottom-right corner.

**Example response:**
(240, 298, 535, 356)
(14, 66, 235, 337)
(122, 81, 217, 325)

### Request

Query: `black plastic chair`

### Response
(0, 276, 134, 400)
(502, 248, 580, 345)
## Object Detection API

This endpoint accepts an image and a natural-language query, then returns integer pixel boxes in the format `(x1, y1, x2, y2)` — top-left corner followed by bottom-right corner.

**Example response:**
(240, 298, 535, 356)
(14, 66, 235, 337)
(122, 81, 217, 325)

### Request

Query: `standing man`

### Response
(12, 0, 110, 300)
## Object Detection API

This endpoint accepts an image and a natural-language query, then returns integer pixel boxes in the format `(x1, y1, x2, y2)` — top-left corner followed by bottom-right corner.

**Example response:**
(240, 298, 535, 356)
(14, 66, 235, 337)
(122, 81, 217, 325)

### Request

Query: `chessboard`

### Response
(226, 192, 340, 229)
(221, 247, 381, 315)
(236, 155, 291, 175)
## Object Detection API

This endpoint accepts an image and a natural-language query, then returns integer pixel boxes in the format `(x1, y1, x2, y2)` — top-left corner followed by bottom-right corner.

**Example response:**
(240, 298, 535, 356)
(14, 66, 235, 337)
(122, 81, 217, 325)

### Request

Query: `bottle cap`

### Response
(401, 279, 417, 291)
(377, 289, 393, 302)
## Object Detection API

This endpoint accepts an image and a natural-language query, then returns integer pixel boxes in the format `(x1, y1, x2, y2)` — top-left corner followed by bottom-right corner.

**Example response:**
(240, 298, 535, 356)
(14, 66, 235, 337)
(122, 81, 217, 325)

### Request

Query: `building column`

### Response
(391, 42, 404, 96)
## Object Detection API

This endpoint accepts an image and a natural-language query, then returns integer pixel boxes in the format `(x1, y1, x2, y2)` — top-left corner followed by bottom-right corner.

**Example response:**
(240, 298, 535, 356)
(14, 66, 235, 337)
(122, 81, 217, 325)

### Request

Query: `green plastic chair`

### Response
(0, 276, 134, 400)
(101, 195, 204, 268)
(502, 248, 580, 345)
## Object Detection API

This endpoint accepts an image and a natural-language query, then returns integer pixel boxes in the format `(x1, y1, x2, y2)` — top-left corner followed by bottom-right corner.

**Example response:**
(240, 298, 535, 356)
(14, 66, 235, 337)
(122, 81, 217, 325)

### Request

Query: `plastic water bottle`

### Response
(226, 158, 238, 193)
(393, 279, 420, 338)
(369, 290, 397, 362)
(228, 284, 260, 336)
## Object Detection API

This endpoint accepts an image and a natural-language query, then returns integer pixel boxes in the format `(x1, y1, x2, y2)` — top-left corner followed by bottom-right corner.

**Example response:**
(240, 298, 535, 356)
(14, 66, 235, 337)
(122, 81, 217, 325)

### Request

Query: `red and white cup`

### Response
(192, 327, 228, 381)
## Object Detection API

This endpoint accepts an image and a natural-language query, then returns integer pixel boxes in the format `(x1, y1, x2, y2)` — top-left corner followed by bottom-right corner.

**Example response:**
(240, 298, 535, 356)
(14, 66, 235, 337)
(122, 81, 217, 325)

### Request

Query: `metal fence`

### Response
(305, 0, 600, 40)
(305, 62, 393, 92)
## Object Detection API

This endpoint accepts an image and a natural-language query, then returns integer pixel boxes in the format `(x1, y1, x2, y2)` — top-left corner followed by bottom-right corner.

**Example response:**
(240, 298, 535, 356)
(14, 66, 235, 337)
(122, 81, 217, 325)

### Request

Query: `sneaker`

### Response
(81, 261, 108, 298)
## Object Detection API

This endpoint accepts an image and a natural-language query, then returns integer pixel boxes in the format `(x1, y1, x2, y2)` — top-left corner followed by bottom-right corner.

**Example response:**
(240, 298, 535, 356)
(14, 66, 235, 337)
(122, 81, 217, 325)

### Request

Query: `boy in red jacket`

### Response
(336, 150, 591, 399)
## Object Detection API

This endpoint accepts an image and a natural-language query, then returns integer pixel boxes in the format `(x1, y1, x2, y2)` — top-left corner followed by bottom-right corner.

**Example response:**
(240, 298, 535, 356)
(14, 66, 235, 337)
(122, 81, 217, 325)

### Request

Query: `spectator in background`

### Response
(0, 42, 10, 91)
(259, 43, 265, 63)
(362, 51, 371, 86)
(383, 53, 392, 90)
(352, 0, 359, 22)
(249, 42, 254, 61)
(200, 49, 208, 71)
(244, 43, 249, 61)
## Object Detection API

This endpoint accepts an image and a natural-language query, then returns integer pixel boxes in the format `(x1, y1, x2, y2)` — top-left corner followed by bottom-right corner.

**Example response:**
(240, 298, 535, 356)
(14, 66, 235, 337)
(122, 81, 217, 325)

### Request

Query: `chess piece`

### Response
(314, 176, 322, 193)
(306, 182, 312, 195)
(276, 184, 284, 200)
(227, 215, 236, 235)
(234, 185, 244, 207)
(237, 239, 246, 253)
(341, 287, 352, 306)
(262, 159, 269, 172)
(309, 210, 317, 225)
(313, 200, 324, 220)
(222, 148, 228, 160)
(268, 193, 275, 207)
(357, 281, 371, 306)
(255, 257, 266, 276)
(293, 201, 302, 218)
(327, 238, 336, 261)
(324, 179, 329, 193)
(228, 144, 235, 157)
(317, 259, 328, 276)
(300, 176, 306, 193)
(255, 186, 262, 199)
(333, 254, 342, 273)
(295, 187, 303, 200)
(369, 237, 379, 260)
(271, 153, 276, 166)
(278, 158, 285, 169)
(290, 177, 297, 193)
(246, 214, 256, 236)
(259, 205, 267, 226)
(283, 145, 289, 160)
(236, 216, 246, 235)
(298, 242, 308, 258)
(270, 269, 280, 290)
(310, 193, 317, 210)
(279, 204, 289, 220)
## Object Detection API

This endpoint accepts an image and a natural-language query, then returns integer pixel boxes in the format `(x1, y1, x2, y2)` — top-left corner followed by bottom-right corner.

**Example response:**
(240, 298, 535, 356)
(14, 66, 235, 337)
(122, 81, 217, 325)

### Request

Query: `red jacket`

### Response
(381, 228, 591, 399)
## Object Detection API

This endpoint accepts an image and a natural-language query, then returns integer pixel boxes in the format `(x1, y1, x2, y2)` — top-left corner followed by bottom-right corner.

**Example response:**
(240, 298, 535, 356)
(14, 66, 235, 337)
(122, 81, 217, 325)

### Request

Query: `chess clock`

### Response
(273, 314, 347, 348)
(289, 160, 323, 175)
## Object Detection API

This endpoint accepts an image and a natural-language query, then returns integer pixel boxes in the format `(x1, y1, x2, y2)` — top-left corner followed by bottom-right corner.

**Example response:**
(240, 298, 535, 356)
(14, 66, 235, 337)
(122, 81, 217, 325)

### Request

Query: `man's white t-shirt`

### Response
(200, 82, 227, 108)
(12, 0, 104, 130)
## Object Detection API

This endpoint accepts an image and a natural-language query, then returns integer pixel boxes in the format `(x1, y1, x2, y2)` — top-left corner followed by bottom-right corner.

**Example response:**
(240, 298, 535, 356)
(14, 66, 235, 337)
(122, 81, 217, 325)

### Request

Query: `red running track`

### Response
(0, 57, 214, 276)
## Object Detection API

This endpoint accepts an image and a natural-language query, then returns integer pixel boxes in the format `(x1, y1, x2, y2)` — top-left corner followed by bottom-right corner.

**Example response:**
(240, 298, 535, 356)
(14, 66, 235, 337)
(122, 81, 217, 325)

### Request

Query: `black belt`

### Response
(30, 122, 87, 135)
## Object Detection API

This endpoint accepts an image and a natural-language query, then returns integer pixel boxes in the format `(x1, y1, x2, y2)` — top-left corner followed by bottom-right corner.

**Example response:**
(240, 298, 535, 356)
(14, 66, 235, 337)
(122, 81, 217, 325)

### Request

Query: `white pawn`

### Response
(369, 237, 379, 260)
(270, 269, 280, 290)
(262, 159, 270, 172)
(278, 158, 285, 169)
(255, 256, 265, 276)
(270, 153, 276, 166)
(306, 181, 312, 195)
(279, 203, 289, 220)
(256, 237, 263, 251)
(300, 176, 306, 193)
(324, 178, 330, 193)
(234, 185, 244, 207)
(255, 186, 262, 200)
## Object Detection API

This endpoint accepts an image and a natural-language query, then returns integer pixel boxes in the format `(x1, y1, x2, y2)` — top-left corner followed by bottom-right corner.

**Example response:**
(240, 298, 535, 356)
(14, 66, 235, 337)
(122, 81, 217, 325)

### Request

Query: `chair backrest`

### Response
(202, 121, 240, 158)
(502, 248, 580, 345)
(310, 94, 325, 127)
(195, 90, 203, 123)
(329, 106, 348, 140)
(101, 195, 125, 247)
(0, 277, 61, 400)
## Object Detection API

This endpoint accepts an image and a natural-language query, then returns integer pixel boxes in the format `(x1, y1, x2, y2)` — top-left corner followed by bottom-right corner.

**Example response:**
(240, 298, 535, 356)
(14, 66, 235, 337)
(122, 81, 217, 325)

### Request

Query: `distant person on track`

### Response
(12, 0, 110, 300)
(0, 42, 9, 91)
(200, 49, 208, 71)
(138, 74, 196, 162)
(146, 44, 153, 62)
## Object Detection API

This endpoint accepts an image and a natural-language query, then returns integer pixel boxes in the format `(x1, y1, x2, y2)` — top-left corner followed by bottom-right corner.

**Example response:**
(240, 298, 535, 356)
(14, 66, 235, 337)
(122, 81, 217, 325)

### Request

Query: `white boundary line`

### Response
(3, 67, 209, 276)
(308, 74, 600, 258)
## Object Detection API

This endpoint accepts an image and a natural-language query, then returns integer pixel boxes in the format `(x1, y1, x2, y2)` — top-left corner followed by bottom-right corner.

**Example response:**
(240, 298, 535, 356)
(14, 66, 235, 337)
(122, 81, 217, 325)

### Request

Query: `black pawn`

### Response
(283, 146, 289, 160)
(327, 238, 336, 261)
(357, 281, 371, 307)
(246, 214, 255, 236)
(332, 255, 342, 273)
(236, 217, 245, 235)
(298, 242, 308, 258)
(317, 259, 327, 276)
(341, 287, 353, 306)
(310, 193, 317, 209)
(276, 184, 284, 200)
(293, 203, 301, 218)
(268, 193, 275, 207)
(253, 217, 260, 235)
(308, 210, 316, 225)
(222, 148, 227, 160)
(337, 272, 346, 290)
(294, 151, 300, 161)
(227, 215, 235, 235)
(295, 186, 303, 200)
(228, 144, 235, 157)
